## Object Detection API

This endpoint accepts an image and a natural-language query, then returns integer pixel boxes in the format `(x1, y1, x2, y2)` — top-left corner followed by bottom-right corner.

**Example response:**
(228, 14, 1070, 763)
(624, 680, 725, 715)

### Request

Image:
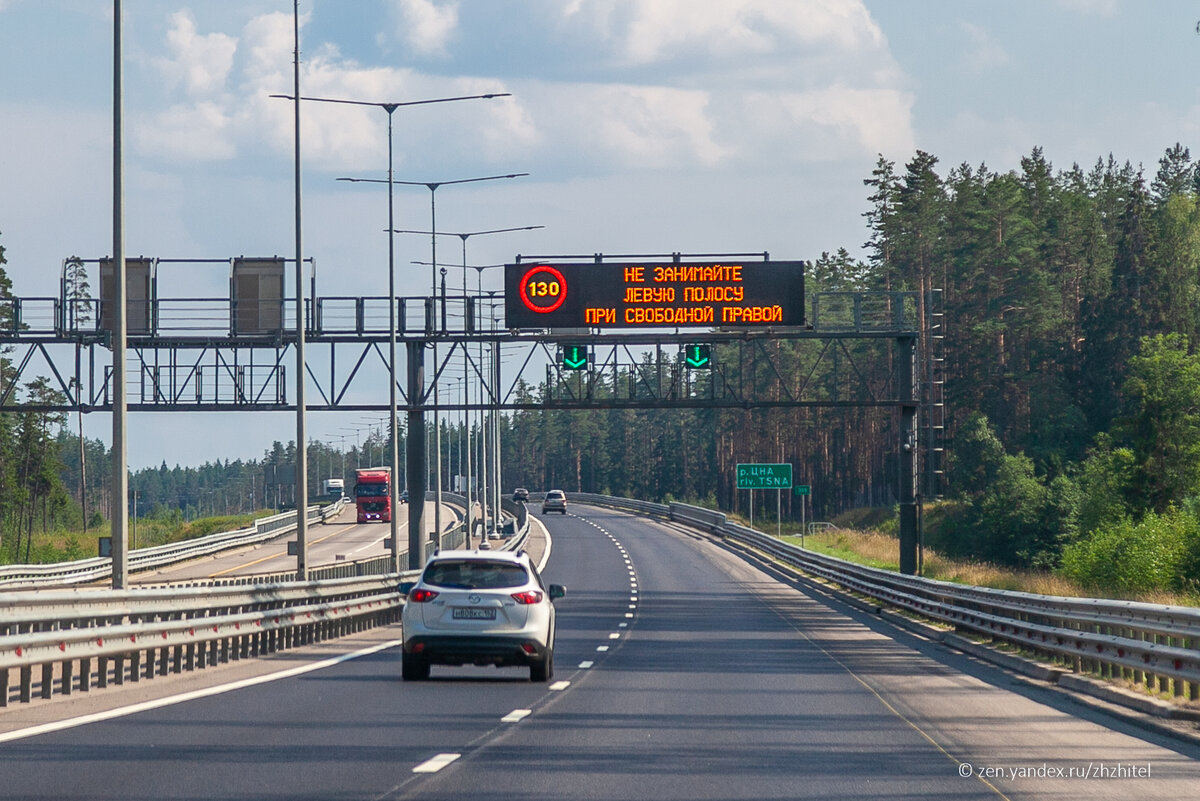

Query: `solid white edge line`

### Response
(533, 515, 553, 573)
(413, 753, 461, 773)
(0, 639, 403, 745)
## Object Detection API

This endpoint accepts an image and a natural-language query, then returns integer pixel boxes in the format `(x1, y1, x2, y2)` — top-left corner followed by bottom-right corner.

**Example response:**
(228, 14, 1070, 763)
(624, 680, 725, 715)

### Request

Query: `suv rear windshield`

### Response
(423, 560, 529, 590)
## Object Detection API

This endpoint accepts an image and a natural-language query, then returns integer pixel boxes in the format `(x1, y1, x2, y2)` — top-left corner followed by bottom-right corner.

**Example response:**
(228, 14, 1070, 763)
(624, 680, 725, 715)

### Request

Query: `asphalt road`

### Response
(1, 504, 1198, 800)
(134, 501, 449, 582)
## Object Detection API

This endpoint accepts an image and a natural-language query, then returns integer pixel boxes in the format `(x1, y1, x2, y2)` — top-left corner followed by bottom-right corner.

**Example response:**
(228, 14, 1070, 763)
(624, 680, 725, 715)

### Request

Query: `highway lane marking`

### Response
(579, 661, 594, 668)
(207, 523, 387, 577)
(596, 645, 609, 652)
(413, 753, 461, 773)
(625, 612, 634, 617)
(608, 632, 621, 639)
(0, 639, 403, 745)
(347, 533, 391, 556)
(549, 681, 571, 691)
(501, 709, 532, 723)
(761, 600, 1014, 800)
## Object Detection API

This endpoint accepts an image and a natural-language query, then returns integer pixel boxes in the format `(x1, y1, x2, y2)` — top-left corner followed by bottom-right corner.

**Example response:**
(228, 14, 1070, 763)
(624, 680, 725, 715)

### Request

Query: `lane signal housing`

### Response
(682, 344, 713, 369)
(561, 344, 589, 371)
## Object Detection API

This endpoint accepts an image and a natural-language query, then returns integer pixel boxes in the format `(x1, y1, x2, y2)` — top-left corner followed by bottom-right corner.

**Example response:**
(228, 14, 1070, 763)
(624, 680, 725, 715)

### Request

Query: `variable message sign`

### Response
(504, 260, 805, 329)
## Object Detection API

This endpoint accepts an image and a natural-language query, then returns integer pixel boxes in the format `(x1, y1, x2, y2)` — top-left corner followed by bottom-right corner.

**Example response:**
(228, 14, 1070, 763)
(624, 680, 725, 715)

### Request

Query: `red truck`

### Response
(354, 468, 392, 523)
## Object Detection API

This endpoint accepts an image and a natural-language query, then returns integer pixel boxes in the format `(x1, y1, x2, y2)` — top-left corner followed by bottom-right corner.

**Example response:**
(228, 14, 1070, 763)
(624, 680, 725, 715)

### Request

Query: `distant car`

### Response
(542, 489, 567, 514)
(399, 549, 565, 681)
(400, 490, 409, 504)
(512, 487, 530, 502)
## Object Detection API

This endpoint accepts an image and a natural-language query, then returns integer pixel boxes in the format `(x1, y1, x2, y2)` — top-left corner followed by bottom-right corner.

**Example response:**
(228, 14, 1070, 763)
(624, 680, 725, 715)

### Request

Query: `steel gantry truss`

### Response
(0, 287, 937, 573)
(0, 290, 924, 413)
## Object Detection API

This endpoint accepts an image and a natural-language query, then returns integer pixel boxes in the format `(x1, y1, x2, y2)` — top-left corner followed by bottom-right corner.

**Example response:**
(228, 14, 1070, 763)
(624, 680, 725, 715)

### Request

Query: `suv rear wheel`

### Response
(530, 648, 553, 682)
(402, 651, 430, 681)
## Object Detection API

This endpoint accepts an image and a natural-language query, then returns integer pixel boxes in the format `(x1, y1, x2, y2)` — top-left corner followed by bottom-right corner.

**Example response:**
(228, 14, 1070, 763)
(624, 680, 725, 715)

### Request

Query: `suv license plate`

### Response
(453, 607, 496, 620)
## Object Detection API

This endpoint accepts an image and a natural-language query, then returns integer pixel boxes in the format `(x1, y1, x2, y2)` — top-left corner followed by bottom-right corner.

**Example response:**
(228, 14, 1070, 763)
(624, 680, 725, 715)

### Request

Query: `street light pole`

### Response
(364, 172, 527, 547)
(406, 225, 541, 541)
(308, 94, 510, 567)
(110, 0, 129, 588)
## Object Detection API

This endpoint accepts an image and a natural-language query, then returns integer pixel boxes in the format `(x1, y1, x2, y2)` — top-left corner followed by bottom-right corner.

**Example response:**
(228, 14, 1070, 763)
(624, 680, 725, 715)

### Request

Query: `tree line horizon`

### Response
(5, 142, 1200, 594)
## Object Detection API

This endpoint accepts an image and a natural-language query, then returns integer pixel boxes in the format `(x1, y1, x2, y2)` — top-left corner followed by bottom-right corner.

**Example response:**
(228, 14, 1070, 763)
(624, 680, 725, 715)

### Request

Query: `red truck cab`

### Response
(355, 468, 391, 523)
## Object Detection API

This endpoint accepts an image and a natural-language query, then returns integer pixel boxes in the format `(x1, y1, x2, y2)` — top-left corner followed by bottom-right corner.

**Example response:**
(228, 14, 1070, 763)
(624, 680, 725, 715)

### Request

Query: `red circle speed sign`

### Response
(518, 264, 567, 314)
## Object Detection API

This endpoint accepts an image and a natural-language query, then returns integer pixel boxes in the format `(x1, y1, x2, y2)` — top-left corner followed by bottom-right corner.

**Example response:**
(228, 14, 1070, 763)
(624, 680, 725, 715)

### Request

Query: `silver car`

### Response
(399, 550, 565, 681)
(542, 489, 567, 514)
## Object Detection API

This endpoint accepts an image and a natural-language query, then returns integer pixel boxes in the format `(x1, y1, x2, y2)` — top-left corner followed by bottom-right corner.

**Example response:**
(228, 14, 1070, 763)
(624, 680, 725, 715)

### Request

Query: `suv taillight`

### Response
(510, 590, 544, 605)
(409, 588, 439, 603)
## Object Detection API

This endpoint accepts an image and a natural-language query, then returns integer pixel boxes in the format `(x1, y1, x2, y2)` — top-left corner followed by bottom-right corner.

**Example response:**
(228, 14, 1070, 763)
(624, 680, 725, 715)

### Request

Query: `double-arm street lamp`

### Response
(404, 225, 543, 541)
(274, 89, 510, 569)
(366, 173, 529, 544)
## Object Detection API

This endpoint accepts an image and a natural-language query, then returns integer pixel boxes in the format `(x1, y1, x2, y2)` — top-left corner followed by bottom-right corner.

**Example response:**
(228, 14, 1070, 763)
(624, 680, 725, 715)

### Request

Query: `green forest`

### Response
(5, 143, 1200, 596)
(501, 145, 1200, 597)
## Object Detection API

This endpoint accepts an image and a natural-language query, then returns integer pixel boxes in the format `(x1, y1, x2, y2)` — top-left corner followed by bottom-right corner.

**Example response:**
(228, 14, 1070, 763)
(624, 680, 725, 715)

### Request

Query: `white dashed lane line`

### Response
(413, 753, 461, 773)
(502, 709, 532, 723)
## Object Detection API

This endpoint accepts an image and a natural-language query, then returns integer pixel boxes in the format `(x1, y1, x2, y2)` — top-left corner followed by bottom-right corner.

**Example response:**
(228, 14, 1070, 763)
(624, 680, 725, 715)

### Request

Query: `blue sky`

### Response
(1, 0, 1197, 469)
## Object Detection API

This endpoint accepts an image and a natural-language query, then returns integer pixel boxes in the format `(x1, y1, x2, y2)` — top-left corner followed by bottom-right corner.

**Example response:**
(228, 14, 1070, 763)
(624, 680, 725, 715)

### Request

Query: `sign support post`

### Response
(737, 463, 792, 534)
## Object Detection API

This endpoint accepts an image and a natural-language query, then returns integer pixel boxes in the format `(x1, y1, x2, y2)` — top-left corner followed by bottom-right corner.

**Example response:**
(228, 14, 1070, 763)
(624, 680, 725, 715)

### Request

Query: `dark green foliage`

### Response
(1060, 509, 1198, 595)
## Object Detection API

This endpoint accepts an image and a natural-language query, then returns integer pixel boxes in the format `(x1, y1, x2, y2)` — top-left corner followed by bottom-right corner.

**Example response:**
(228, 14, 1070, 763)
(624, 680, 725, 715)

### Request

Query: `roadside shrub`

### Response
(1059, 508, 1195, 594)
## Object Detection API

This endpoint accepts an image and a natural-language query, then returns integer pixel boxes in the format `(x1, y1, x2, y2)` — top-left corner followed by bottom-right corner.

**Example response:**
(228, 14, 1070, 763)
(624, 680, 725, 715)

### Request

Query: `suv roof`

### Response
(424, 548, 530, 566)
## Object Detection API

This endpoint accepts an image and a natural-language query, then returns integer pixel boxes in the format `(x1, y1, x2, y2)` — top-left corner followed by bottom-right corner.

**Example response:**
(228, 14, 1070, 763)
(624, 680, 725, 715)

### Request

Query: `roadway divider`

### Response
(0, 499, 350, 590)
(566, 492, 1200, 717)
(0, 494, 531, 706)
(0, 575, 413, 707)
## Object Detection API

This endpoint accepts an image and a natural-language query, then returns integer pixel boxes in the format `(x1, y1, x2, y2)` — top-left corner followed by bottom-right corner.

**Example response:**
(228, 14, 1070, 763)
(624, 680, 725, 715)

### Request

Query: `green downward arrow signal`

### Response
(563, 345, 588, 370)
(685, 344, 712, 369)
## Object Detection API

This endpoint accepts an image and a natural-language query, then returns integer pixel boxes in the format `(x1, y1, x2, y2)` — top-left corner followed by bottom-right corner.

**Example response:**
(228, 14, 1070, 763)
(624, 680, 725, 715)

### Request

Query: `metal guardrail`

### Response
(0, 500, 349, 590)
(0, 576, 406, 706)
(0, 495, 530, 706)
(568, 493, 1200, 708)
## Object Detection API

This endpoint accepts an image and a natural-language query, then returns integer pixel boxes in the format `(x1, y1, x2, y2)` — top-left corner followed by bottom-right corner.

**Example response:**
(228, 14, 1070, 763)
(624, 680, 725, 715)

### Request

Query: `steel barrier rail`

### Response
(566, 493, 1200, 705)
(0, 501, 348, 590)
(716, 523, 1200, 696)
(0, 495, 531, 705)
(0, 574, 414, 706)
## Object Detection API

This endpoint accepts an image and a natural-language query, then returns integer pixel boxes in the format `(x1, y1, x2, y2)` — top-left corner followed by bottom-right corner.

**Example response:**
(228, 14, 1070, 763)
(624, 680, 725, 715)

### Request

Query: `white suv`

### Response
(399, 550, 565, 681)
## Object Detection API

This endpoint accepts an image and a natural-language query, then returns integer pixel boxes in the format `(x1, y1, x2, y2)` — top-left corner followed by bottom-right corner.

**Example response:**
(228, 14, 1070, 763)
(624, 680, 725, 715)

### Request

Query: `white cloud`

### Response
(237, 10, 296, 91)
(124, 2, 912, 186)
(137, 102, 237, 162)
(153, 10, 238, 96)
(563, 0, 885, 66)
(395, 0, 459, 57)
(587, 84, 728, 168)
(741, 86, 916, 162)
(545, 0, 911, 166)
(960, 22, 1010, 73)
